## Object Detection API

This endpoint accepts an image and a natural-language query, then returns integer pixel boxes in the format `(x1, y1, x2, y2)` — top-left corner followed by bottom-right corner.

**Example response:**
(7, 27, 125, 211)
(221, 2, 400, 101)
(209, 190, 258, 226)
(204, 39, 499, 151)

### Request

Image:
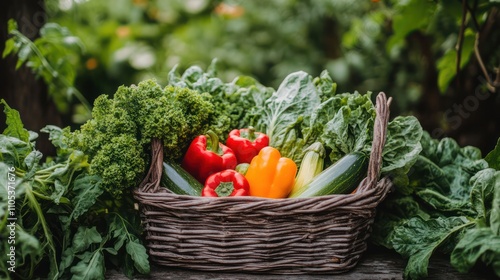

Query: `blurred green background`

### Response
(1, 0, 499, 155)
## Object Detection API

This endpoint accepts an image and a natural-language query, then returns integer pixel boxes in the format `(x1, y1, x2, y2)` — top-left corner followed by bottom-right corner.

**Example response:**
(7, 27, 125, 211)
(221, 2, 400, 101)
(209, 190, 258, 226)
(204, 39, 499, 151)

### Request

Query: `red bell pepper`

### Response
(181, 131, 237, 184)
(225, 127, 269, 163)
(202, 169, 250, 197)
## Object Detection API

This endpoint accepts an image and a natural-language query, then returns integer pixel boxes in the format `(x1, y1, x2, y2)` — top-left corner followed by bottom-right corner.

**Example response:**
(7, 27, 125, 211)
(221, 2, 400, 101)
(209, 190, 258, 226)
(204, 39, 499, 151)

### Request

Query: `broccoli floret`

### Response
(65, 79, 218, 198)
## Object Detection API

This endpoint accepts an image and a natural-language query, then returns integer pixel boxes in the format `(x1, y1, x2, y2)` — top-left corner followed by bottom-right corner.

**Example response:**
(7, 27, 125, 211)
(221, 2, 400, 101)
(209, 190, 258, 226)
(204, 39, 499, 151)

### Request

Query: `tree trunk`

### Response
(0, 0, 62, 156)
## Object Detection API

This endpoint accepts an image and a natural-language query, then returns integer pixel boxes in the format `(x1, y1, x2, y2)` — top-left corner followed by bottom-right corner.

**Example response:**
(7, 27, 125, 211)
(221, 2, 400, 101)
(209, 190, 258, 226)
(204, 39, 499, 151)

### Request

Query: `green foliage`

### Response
(167, 60, 274, 139)
(65, 80, 218, 198)
(392, 216, 473, 279)
(0, 101, 149, 279)
(485, 138, 500, 170)
(372, 132, 500, 279)
(3, 20, 91, 120)
(436, 29, 475, 93)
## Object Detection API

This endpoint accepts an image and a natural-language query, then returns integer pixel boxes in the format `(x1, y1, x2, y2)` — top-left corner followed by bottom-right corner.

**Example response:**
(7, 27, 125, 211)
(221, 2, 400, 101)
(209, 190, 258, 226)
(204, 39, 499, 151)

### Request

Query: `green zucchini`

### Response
(289, 152, 368, 198)
(161, 161, 203, 196)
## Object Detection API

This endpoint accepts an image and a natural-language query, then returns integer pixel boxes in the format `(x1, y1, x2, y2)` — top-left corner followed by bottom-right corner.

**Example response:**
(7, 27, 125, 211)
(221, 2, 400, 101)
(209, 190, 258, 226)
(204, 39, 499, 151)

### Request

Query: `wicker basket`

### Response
(134, 92, 394, 274)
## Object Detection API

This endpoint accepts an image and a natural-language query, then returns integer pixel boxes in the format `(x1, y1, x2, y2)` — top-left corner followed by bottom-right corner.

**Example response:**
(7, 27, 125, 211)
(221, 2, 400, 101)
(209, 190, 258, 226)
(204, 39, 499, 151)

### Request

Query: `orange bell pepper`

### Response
(245, 146, 297, 198)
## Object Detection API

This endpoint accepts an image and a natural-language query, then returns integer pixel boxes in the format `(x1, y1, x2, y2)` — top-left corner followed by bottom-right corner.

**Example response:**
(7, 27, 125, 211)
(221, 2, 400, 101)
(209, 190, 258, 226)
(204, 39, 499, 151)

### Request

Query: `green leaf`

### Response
(2, 38, 15, 58)
(0, 134, 32, 166)
(386, 0, 437, 51)
(70, 250, 105, 280)
(253, 71, 321, 162)
(450, 228, 500, 277)
(69, 175, 103, 222)
(317, 92, 376, 163)
(24, 150, 42, 172)
(485, 138, 500, 170)
(391, 216, 473, 279)
(416, 188, 473, 215)
(125, 238, 150, 275)
(436, 29, 475, 93)
(72, 226, 102, 253)
(7, 19, 18, 33)
(40, 125, 67, 150)
(15, 44, 32, 69)
(381, 116, 423, 187)
(1, 99, 30, 143)
(108, 215, 128, 251)
(489, 172, 500, 235)
(59, 248, 75, 274)
(16, 227, 41, 261)
(470, 169, 498, 225)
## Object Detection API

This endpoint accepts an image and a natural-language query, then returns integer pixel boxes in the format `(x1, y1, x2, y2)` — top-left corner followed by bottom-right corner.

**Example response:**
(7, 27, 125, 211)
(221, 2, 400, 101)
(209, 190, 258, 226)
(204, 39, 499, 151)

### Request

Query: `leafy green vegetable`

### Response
(450, 227, 500, 276)
(245, 70, 423, 187)
(372, 131, 500, 279)
(392, 216, 474, 279)
(65, 79, 218, 198)
(317, 92, 375, 163)
(1, 101, 150, 279)
(167, 60, 273, 140)
(485, 138, 500, 170)
(255, 71, 322, 161)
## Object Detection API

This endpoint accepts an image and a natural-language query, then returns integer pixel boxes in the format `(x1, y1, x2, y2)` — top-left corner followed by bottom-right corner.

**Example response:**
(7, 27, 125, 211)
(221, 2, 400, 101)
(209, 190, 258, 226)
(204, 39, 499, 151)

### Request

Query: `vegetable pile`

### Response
(1, 62, 499, 279)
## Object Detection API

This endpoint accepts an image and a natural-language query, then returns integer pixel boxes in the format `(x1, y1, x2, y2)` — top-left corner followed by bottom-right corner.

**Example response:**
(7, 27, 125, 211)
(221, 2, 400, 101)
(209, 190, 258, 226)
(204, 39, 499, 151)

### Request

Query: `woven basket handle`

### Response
(138, 138, 164, 193)
(358, 92, 391, 193)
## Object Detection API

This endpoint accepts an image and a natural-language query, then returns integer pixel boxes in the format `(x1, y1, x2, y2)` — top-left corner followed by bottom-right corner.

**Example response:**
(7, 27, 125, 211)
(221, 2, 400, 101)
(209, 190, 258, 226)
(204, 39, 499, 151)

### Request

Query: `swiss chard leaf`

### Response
(319, 92, 375, 163)
(491, 172, 500, 236)
(259, 71, 321, 161)
(16, 228, 42, 267)
(450, 227, 500, 277)
(381, 116, 422, 187)
(470, 169, 499, 226)
(391, 216, 474, 279)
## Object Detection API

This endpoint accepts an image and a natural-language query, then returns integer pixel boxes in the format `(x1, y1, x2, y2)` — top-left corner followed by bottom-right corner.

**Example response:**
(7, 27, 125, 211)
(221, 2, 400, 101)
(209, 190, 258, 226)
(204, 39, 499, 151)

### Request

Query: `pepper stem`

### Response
(206, 130, 220, 154)
(242, 126, 257, 141)
(215, 182, 234, 197)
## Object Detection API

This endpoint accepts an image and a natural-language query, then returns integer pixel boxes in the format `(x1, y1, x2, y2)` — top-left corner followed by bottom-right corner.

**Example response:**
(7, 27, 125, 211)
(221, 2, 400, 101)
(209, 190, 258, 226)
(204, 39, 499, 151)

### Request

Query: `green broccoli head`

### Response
(66, 79, 220, 198)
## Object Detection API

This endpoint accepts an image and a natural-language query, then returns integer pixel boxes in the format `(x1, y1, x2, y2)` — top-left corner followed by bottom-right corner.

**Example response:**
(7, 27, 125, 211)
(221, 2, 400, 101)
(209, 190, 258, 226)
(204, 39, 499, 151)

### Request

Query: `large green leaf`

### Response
(450, 227, 500, 277)
(258, 71, 321, 161)
(391, 216, 473, 279)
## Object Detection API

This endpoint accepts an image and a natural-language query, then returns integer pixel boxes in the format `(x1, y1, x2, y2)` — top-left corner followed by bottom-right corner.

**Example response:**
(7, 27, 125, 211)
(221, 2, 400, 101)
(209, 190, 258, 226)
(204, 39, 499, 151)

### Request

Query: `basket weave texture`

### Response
(134, 92, 394, 274)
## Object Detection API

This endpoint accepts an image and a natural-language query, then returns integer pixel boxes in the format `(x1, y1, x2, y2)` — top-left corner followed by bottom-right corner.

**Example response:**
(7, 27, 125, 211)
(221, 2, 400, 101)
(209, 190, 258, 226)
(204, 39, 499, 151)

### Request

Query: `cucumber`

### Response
(289, 152, 368, 198)
(161, 161, 203, 196)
